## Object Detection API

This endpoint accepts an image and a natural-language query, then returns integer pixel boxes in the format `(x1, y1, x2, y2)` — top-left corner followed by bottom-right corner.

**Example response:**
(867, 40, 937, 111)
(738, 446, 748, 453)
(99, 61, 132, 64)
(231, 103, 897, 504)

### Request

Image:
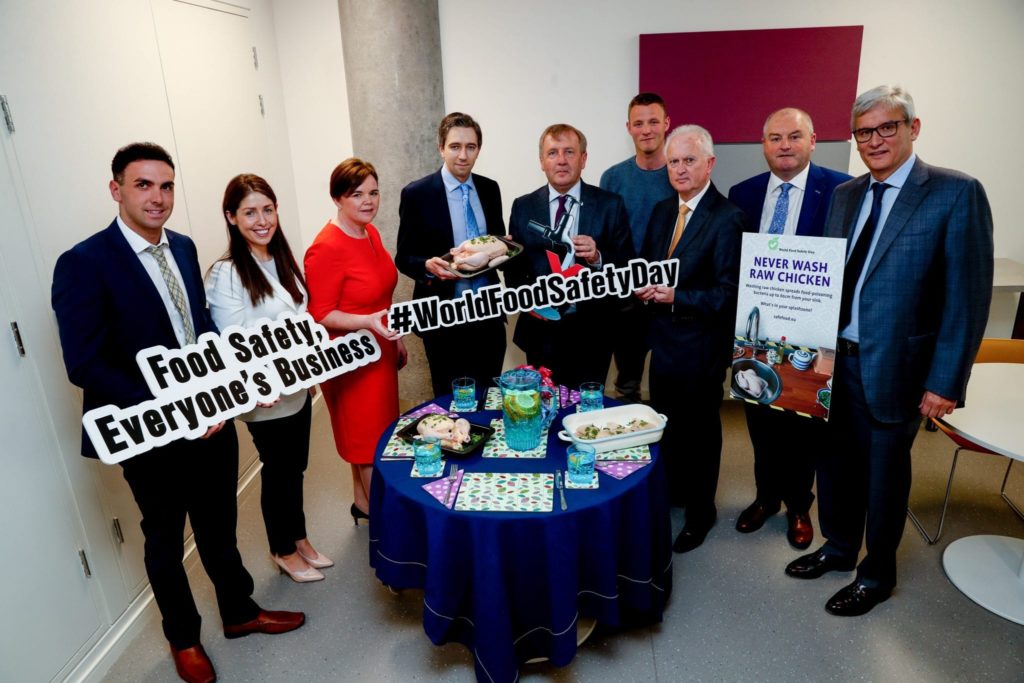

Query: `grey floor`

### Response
(104, 400, 1024, 682)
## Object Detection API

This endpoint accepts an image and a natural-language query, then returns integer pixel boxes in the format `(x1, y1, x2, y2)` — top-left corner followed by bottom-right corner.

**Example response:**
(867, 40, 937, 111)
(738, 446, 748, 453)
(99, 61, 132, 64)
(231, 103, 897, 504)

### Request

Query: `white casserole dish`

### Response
(558, 404, 668, 454)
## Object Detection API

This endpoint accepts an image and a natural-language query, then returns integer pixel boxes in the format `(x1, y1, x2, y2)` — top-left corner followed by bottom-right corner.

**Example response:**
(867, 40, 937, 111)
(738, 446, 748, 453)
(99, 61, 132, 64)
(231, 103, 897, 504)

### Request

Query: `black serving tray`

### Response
(396, 416, 495, 458)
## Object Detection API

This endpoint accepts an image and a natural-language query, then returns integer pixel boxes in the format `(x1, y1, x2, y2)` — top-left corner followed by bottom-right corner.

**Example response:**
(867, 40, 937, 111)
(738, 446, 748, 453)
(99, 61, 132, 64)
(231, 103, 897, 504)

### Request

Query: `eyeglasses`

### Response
(852, 120, 907, 143)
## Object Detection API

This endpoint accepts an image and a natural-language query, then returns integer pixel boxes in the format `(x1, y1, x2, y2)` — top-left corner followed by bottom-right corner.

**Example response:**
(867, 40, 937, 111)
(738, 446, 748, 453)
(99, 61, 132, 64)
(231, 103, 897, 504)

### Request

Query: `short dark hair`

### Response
(538, 124, 587, 154)
(329, 158, 378, 200)
(438, 112, 482, 148)
(111, 142, 174, 183)
(627, 92, 667, 118)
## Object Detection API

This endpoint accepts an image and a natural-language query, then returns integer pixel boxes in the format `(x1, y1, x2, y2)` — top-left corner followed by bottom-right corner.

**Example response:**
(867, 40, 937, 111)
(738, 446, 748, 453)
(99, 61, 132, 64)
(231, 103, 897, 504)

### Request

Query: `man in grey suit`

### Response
(784, 86, 994, 616)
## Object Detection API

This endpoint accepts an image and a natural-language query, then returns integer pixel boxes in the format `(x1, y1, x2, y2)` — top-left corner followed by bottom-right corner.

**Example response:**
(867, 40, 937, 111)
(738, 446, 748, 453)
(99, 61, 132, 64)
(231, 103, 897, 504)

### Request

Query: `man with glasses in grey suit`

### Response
(784, 86, 994, 616)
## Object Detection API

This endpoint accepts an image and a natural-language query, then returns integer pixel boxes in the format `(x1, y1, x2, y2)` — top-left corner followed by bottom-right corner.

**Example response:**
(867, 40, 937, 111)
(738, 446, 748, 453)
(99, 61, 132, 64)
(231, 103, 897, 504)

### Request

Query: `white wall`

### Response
(438, 0, 1024, 264)
(270, 0, 354, 249)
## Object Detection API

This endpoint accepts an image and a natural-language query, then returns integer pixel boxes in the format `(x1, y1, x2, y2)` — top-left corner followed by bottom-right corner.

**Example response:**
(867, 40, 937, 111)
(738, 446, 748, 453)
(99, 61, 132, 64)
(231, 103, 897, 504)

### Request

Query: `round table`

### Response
(939, 363, 1024, 625)
(368, 396, 673, 683)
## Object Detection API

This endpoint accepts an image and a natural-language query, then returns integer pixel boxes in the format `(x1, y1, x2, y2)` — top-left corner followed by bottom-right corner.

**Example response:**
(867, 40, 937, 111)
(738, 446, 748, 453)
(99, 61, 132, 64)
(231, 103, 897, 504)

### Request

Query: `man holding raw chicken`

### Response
(397, 112, 508, 396)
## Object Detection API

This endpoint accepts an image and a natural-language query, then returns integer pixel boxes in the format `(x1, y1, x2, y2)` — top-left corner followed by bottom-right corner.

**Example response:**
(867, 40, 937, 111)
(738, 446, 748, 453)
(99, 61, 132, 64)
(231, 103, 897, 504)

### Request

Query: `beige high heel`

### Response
(272, 554, 324, 583)
(297, 547, 334, 569)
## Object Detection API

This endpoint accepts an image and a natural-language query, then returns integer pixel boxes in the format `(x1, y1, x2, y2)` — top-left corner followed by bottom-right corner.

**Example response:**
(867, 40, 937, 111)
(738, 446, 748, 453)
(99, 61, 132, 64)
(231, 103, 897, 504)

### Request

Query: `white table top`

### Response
(939, 363, 1024, 461)
(993, 257, 1024, 292)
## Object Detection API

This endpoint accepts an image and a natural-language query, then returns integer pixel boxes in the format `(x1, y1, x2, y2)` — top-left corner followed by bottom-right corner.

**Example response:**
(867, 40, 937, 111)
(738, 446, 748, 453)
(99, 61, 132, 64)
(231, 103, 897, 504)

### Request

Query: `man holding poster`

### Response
(728, 108, 851, 550)
(785, 86, 993, 616)
(52, 143, 303, 683)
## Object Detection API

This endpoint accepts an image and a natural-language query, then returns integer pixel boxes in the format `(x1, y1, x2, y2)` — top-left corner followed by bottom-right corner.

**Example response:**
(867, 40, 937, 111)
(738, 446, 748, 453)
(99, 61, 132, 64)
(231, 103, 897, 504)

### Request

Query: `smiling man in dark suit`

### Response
(637, 125, 746, 553)
(728, 108, 852, 551)
(784, 86, 994, 616)
(396, 112, 507, 396)
(505, 123, 634, 388)
(51, 143, 304, 683)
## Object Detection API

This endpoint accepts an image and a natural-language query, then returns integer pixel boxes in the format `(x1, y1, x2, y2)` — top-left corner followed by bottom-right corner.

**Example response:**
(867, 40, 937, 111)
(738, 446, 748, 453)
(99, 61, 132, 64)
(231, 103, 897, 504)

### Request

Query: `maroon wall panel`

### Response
(639, 26, 863, 143)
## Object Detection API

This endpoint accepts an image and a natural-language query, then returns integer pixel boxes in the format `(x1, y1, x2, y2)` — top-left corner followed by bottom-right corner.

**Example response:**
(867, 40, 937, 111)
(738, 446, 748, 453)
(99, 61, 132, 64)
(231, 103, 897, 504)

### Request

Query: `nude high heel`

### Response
(272, 554, 324, 583)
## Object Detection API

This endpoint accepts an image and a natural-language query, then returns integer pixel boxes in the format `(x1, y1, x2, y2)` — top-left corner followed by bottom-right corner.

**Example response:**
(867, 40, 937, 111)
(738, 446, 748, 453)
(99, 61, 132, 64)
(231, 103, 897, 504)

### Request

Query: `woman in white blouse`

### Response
(206, 174, 331, 583)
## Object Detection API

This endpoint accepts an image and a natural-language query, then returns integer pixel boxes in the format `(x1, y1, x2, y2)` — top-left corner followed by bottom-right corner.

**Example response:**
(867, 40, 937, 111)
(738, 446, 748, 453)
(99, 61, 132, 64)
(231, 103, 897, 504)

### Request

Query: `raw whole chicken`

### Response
(416, 414, 472, 449)
(736, 368, 768, 398)
(450, 235, 509, 271)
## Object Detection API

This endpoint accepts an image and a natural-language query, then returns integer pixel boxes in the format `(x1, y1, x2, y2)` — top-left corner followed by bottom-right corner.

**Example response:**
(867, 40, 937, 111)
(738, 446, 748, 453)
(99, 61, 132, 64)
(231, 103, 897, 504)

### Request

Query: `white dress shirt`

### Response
(757, 164, 810, 235)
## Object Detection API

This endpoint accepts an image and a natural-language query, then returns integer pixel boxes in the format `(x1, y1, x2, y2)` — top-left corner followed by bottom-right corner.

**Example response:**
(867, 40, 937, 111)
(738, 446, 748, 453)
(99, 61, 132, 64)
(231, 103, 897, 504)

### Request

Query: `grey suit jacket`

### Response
(825, 158, 994, 422)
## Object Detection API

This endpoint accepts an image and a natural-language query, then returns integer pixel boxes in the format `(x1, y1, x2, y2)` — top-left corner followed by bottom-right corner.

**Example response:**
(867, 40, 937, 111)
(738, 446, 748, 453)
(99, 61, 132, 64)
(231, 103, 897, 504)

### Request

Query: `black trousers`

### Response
(649, 364, 725, 528)
(120, 422, 259, 649)
(817, 353, 920, 590)
(521, 313, 613, 390)
(743, 403, 820, 513)
(421, 317, 507, 398)
(245, 394, 312, 557)
(611, 305, 649, 400)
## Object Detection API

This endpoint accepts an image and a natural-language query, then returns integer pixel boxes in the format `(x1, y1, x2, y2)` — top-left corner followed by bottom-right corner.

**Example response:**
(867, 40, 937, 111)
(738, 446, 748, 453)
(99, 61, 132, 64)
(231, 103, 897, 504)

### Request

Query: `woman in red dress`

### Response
(304, 159, 406, 523)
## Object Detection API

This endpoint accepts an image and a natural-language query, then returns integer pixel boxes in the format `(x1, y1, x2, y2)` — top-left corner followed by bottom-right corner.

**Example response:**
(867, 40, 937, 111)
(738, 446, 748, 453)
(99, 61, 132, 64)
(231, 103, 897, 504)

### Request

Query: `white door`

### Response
(0, 133, 104, 683)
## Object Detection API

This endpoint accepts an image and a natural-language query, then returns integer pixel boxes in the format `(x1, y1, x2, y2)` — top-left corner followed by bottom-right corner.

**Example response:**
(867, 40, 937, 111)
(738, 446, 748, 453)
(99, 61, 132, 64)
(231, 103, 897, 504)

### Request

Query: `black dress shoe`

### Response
(825, 581, 892, 616)
(735, 500, 781, 533)
(673, 514, 716, 553)
(786, 511, 814, 550)
(785, 549, 856, 579)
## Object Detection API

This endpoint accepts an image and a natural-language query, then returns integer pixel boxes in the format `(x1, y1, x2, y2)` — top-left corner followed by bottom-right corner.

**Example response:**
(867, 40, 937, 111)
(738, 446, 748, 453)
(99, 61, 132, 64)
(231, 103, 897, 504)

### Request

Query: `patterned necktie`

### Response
(553, 194, 569, 238)
(838, 182, 891, 330)
(145, 244, 196, 345)
(459, 184, 481, 239)
(767, 182, 793, 235)
(667, 204, 691, 257)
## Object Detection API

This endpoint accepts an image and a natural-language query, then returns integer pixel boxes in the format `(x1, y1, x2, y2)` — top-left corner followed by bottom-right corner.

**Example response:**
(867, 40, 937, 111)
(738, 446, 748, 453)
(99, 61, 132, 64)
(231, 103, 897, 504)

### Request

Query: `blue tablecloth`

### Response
(369, 397, 673, 683)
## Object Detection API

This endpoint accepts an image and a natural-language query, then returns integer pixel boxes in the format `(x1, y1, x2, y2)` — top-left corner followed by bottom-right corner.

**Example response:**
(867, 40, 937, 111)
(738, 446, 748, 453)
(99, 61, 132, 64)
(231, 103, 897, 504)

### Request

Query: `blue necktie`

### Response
(460, 184, 481, 239)
(767, 182, 792, 235)
(838, 182, 891, 330)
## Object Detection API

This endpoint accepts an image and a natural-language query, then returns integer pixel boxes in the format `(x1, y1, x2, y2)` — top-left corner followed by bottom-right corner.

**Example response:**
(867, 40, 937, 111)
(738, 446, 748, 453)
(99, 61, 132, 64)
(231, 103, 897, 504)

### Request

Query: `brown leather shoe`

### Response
(223, 609, 305, 639)
(735, 500, 780, 533)
(170, 644, 216, 683)
(786, 511, 814, 549)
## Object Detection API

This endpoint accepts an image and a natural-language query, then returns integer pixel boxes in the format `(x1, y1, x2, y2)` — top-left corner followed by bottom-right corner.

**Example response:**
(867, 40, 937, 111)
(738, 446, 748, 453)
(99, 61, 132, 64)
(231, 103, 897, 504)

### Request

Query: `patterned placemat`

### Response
(484, 386, 503, 410)
(564, 471, 599, 489)
(482, 419, 548, 458)
(453, 472, 554, 512)
(380, 417, 416, 460)
(595, 445, 652, 462)
(448, 400, 479, 413)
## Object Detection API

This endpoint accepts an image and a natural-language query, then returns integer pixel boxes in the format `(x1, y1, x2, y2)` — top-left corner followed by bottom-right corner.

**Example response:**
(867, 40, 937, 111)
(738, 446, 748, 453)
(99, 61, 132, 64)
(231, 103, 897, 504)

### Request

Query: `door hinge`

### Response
(78, 549, 92, 578)
(10, 322, 25, 357)
(252, 46, 259, 70)
(0, 95, 14, 134)
(258, 94, 265, 117)
(112, 517, 125, 544)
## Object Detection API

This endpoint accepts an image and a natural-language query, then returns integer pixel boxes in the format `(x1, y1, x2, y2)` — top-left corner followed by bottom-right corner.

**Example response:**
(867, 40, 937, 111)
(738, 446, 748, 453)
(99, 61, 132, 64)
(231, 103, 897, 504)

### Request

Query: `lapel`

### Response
(104, 221, 179, 339)
(529, 184, 550, 225)
(863, 158, 930, 282)
(577, 182, 599, 238)
(252, 251, 306, 312)
(669, 183, 718, 259)
(429, 170, 456, 250)
(838, 175, 871, 239)
(796, 164, 824, 236)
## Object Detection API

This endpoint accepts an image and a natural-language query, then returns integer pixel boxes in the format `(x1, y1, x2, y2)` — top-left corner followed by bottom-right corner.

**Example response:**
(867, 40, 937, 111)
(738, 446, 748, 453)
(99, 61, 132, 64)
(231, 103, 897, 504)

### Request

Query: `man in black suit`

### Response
(51, 143, 303, 683)
(637, 125, 745, 553)
(505, 123, 634, 388)
(728, 108, 852, 550)
(396, 112, 507, 396)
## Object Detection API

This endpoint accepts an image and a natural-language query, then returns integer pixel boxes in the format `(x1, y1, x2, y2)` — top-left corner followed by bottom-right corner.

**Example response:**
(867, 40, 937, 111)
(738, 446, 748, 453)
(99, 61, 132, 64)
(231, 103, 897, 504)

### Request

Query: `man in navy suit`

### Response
(505, 123, 634, 388)
(52, 143, 303, 683)
(728, 108, 852, 550)
(784, 87, 994, 616)
(637, 125, 746, 553)
(396, 112, 507, 396)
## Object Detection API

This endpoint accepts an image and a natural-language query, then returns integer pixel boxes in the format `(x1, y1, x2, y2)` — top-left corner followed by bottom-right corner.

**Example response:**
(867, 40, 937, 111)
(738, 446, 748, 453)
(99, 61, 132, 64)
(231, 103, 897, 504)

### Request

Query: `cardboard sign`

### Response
(84, 312, 381, 464)
(731, 234, 845, 419)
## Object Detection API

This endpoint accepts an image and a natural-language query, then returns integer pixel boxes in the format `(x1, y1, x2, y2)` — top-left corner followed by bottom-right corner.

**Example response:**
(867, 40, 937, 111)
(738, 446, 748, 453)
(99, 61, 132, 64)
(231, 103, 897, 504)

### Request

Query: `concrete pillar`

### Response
(338, 0, 444, 405)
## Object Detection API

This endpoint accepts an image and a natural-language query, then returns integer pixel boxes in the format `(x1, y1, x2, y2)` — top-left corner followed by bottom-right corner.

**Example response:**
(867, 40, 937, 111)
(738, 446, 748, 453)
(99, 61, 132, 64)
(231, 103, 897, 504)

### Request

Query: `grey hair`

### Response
(851, 85, 916, 129)
(763, 107, 815, 137)
(665, 124, 715, 158)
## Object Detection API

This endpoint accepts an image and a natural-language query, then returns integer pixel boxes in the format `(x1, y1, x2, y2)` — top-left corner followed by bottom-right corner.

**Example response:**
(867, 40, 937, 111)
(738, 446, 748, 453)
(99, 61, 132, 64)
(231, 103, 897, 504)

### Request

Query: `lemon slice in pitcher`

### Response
(503, 390, 540, 421)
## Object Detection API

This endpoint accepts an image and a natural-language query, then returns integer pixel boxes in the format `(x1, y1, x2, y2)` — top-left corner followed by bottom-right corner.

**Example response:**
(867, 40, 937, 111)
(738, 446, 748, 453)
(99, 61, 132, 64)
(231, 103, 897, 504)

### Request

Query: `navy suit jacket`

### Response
(641, 183, 746, 380)
(52, 220, 217, 458)
(825, 158, 994, 422)
(728, 162, 852, 237)
(395, 169, 505, 305)
(505, 181, 634, 350)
